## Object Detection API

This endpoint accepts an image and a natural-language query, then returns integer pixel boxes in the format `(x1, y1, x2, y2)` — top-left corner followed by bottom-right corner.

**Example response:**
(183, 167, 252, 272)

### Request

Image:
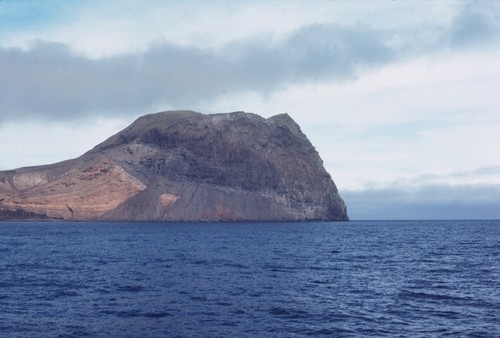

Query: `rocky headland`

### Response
(0, 111, 348, 221)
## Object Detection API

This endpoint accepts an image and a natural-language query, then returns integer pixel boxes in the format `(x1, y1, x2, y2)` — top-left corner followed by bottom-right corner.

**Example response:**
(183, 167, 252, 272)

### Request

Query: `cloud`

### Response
(407, 166, 500, 186)
(450, 1, 500, 49)
(0, 24, 397, 123)
(2, 0, 498, 124)
(343, 183, 500, 220)
(0, 41, 213, 121)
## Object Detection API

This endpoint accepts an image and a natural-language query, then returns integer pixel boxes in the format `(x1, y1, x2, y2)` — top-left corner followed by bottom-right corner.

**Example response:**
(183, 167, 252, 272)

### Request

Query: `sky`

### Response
(0, 0, 499, 220)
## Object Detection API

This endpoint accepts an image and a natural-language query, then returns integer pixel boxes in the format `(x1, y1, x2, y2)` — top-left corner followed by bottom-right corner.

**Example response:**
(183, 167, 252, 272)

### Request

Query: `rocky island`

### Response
(0, 111, 348, 221)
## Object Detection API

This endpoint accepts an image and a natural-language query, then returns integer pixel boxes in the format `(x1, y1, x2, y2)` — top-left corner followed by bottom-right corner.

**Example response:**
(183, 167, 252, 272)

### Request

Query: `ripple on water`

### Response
(0, 220, 499, 337)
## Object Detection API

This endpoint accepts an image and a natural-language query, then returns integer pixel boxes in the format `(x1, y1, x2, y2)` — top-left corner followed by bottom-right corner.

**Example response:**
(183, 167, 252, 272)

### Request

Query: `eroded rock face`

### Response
(0, 111, 348, 221)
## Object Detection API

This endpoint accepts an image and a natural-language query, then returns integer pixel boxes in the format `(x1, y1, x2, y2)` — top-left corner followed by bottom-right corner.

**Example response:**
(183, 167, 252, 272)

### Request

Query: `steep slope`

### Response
(0, 110, 348, 221)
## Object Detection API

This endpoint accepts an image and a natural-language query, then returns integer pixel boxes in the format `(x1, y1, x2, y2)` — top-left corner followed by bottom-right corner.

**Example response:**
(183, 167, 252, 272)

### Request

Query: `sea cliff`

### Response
(0, 111, 348, 221)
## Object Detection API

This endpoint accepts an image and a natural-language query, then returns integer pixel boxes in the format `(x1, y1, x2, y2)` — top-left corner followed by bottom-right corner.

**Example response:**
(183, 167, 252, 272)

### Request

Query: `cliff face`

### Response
(0, 111, 348, 221)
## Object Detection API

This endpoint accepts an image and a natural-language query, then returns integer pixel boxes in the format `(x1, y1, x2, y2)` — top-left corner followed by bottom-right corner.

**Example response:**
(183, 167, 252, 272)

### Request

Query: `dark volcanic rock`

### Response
(0, 111, 348, 221)
(0, 208, 51, 221)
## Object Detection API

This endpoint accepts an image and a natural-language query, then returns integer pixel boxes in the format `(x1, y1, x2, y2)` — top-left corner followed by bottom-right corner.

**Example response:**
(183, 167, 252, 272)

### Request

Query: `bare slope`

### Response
(0, 111, 348, 221)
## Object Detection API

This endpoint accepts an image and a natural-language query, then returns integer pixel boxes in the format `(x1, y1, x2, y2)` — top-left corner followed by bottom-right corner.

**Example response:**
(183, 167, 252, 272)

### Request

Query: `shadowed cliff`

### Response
(0, 111, 348, 221)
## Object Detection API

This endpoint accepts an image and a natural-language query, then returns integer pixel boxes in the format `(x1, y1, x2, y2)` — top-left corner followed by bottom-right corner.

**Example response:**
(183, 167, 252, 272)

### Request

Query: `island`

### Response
(0, 111, 348, 221)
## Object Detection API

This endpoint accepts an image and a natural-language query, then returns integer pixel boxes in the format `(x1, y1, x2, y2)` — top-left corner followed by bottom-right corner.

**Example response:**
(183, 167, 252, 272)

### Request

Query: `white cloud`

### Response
(2, 1, 461, 57)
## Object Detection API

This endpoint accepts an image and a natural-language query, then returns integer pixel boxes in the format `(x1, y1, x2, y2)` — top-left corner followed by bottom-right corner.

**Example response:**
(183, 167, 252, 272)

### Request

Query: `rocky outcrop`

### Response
(0, 111, 348, 221)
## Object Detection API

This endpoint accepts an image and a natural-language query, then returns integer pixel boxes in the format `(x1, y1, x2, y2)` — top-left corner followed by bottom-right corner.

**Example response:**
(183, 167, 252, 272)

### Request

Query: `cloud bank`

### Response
(1, 1, 498, 123)
(343, 184, 500, 220)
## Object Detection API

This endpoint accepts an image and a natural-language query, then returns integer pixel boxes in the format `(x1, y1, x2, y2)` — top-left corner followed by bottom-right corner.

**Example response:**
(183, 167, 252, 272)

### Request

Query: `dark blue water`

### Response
(0, 220, 499, 337)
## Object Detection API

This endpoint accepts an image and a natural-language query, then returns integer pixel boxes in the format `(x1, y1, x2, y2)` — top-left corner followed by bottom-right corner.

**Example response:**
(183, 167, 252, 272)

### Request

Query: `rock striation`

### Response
(0, 111, 348, 221)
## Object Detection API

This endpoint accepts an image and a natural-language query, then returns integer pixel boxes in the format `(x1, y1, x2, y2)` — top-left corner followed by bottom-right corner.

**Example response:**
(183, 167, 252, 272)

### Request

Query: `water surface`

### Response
(1, 220, 499, 337)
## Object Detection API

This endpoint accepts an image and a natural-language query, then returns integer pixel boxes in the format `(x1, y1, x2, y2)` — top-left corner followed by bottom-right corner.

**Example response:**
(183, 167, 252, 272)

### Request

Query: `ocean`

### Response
(0, 220, 499, 337)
